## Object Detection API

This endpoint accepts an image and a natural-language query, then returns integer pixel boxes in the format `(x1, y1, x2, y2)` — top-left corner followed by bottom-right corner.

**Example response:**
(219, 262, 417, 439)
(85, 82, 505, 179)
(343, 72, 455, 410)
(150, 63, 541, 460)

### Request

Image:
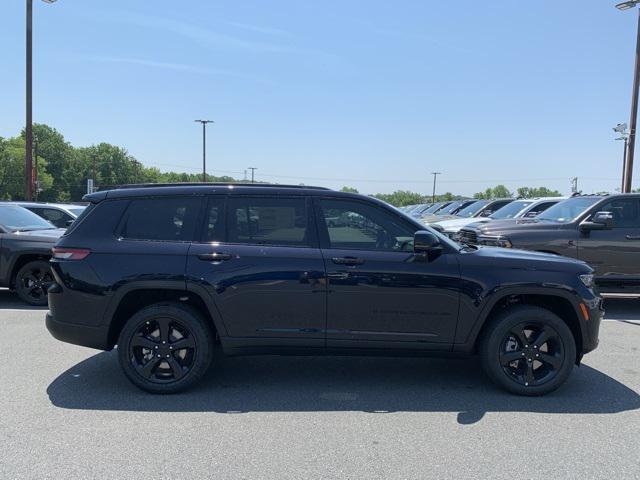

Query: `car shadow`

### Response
(0, 289, 47, 311)
(47, 351, 640, 425)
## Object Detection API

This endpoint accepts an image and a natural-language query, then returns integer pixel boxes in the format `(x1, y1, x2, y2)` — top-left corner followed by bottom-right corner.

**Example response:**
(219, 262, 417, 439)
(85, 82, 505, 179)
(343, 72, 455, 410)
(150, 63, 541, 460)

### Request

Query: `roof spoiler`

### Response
(82, 191, 108, 203)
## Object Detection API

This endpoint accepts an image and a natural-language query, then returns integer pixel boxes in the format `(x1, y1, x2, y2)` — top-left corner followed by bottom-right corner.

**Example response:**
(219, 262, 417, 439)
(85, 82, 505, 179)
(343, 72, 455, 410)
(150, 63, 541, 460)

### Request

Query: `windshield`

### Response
(536, 197, 600, 223)
(422, 202, 449, 215)
(489, 200, 534, 219)
(437, 200, 468, 215)
(455, 200, 489, 218)
(0, 205, 56, 231)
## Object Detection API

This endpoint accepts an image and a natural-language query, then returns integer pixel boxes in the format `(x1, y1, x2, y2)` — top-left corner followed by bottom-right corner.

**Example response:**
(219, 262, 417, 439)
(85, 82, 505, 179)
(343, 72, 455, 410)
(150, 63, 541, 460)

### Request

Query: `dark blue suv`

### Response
(46, 184, 603, 395)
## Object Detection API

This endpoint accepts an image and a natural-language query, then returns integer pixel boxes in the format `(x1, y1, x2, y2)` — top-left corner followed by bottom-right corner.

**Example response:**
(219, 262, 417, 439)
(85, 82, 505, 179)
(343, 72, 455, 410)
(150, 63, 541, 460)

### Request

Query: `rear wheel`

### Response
(15, 260, 53, 306)
(479, 305, 576, 396)
(117, 303, 214, 394)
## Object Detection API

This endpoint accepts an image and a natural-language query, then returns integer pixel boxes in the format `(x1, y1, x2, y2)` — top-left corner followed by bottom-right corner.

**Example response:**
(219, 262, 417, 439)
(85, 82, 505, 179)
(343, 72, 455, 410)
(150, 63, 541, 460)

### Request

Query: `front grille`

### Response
(458, 228, 478, 245)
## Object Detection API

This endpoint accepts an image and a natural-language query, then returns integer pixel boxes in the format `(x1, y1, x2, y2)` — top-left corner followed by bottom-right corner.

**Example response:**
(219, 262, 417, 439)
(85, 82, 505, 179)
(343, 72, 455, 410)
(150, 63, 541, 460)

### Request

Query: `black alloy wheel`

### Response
(118, 303, 214, 393)
(15, 260, 54, 306)
(129, 316, 197, 383)
(480, 305, 576, 396)
(499, 323, 563, 387)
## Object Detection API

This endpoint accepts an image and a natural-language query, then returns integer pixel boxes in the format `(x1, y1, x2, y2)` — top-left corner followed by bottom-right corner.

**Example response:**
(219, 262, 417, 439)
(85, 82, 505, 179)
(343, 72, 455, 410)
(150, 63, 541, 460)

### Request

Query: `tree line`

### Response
(1, 124, 561, 205)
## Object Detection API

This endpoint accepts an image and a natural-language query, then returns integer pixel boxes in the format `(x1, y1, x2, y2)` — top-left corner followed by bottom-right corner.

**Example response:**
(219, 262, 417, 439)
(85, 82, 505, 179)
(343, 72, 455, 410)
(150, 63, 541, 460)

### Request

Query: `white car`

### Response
(15, 202, 87, 229)
(434, 197, 566, 240)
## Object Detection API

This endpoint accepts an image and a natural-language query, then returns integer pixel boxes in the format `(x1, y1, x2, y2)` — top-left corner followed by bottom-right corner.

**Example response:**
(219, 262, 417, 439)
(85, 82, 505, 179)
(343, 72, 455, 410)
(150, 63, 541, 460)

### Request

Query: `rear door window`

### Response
(227, 196, 313, 247)
(119, 197, 202, 242)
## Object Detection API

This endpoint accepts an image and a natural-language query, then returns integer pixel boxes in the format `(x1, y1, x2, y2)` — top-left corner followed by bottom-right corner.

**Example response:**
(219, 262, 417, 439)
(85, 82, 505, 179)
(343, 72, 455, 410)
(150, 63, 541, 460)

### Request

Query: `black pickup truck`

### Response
(0, 203, 65, 305)
(458, 194, 640, 295)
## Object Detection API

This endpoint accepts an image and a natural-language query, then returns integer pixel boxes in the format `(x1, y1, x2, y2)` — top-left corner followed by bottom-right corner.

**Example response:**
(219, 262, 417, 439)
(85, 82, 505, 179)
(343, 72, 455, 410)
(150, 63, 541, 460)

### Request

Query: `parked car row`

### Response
(429, 193, 640, 296)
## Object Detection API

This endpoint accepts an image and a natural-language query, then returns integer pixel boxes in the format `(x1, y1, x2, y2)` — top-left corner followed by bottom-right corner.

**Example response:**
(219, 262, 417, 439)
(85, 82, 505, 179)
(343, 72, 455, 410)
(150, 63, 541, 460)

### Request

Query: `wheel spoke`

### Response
(524, 362, 535, 386)
(24, 273, 38, 285)
(171, 337, 195, 351)
(530, 327, 551, 348)
(499, 350, 523, 366)
(511, 327, 529, 347)
(130, 335, 158, 350)
(139, 356, 162, 378)
(156, 317, 172, 343)
(538, 352, 562, 370)
(166, 355, 185, 380)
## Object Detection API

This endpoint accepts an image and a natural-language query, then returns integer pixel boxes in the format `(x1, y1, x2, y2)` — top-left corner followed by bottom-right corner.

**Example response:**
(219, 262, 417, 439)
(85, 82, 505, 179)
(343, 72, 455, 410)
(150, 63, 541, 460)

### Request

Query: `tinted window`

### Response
(202, 197, 225, 242)
(597, 198, 640, 228)
(119, 197, 201, 241)
(319, 199, 415, 251)
(30, 208, 70, 228)
(481, 200, 512, 217)
(227, 197, 310, 246)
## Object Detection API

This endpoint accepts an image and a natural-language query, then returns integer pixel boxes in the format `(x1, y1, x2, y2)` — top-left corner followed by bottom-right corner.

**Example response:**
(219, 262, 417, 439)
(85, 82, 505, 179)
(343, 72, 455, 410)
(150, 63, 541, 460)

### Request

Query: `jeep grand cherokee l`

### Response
(46, 184, 602, 395)
(457, 194, 640, 295)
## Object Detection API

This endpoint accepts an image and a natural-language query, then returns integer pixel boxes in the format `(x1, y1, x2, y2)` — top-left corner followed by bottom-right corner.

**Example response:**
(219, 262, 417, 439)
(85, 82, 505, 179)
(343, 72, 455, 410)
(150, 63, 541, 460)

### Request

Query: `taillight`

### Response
(51, 247, 91, 260)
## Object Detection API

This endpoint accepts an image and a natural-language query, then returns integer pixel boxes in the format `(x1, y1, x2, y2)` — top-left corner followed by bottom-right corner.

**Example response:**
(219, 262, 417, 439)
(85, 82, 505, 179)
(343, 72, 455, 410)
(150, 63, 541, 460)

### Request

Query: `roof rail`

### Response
(115, 182, 331, 191)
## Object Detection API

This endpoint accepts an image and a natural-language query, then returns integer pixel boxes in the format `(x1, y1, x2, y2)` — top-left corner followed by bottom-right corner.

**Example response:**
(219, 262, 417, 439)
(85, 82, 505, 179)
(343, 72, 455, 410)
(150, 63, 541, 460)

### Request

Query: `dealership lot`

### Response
(0, 290, 639, 480)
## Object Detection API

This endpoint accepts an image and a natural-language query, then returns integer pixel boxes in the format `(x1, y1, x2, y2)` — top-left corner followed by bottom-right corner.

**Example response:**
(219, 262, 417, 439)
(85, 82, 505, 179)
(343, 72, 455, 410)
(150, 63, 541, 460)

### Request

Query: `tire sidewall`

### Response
(480, 306, 577, 396)
(117, 303, 214, 394)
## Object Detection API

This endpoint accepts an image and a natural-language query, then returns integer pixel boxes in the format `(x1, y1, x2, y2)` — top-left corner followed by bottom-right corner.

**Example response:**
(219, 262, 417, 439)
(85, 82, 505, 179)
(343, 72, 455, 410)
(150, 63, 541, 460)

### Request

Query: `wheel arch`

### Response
(106, 284, 227, 349)
(459, 287, 585, 361)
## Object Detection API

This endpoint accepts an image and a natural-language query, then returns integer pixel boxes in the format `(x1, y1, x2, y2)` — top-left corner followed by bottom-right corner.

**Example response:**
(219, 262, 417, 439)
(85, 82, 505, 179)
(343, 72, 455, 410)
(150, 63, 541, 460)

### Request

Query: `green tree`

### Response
(372, 190, 426, 207)
(473, 184, 512, 199)
(340, 186, 359, 193)
(516, 186, 562, 198)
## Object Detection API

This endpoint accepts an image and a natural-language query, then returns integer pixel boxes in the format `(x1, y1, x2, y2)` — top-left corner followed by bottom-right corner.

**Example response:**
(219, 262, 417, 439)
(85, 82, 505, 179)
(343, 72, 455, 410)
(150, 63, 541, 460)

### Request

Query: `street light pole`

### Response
(616, 1, 640, 192)
(248, 167, 257, 183)
(25, 0, 57, 201)
(194, 119, 213, 182)
(430, 172, 441, 203)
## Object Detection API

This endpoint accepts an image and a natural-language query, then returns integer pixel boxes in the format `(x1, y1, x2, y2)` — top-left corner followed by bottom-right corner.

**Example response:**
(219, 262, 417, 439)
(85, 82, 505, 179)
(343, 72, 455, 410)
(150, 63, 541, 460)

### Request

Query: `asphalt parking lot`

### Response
(0, 290, 639, 480)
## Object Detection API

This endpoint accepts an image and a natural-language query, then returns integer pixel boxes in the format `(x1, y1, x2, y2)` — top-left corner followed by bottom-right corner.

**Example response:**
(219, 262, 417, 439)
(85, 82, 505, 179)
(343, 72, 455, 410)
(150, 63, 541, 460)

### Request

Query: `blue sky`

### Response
(0, 0, 637, 196)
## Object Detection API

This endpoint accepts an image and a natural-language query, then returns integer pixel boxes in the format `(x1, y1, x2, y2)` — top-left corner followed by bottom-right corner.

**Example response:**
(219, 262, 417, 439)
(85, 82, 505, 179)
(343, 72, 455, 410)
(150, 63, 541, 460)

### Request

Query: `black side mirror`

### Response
(414, 230, 442, 255)
(580, 211, 614, 231)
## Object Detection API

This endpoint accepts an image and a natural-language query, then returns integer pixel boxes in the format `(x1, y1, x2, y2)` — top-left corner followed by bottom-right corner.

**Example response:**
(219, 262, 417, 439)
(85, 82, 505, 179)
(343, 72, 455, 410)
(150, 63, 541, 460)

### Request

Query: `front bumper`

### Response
(581, 296, 604, 355)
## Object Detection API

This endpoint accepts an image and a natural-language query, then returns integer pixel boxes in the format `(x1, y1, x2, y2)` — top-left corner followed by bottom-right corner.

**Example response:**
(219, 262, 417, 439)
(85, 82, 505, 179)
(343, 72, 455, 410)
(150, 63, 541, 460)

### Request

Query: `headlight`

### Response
(579, 273, 594, 288)
(477, 235, 513, 248)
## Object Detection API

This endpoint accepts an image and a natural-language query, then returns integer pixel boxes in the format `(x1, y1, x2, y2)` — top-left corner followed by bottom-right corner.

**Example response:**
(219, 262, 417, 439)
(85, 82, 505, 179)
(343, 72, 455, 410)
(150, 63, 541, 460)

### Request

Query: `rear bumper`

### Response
(46, 312, 111, 350)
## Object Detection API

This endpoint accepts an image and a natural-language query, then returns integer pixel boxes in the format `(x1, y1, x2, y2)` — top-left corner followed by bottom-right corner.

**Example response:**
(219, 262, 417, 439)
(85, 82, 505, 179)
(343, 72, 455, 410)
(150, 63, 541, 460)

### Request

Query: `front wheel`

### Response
(479, 305, 576, 396)
(117, 303, 215, 394)
(15, 260, 54, 306)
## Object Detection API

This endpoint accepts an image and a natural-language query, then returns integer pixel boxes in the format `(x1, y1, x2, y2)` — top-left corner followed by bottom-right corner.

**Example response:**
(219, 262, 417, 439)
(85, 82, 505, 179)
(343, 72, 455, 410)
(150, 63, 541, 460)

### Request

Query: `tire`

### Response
(117, 302, 215, 394)
(479, 305, 577, 396)
(14, 259, 53, 306)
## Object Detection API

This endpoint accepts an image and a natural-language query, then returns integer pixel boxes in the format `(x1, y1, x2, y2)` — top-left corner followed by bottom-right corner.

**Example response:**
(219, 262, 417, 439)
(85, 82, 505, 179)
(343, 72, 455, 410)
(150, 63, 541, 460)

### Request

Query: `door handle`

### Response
(626, 235, 640, 240)
(331, 256, 365, 265)
(197, 252, 232, 261)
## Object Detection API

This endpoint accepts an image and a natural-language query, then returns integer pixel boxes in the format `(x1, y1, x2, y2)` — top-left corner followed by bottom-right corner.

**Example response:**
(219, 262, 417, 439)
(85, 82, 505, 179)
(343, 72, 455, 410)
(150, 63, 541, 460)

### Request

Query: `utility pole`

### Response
(33, 134, 39, 200)
(248, 167, 257, 183)
(430, 172, 441, 203)
(194, 119, 214, 182)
